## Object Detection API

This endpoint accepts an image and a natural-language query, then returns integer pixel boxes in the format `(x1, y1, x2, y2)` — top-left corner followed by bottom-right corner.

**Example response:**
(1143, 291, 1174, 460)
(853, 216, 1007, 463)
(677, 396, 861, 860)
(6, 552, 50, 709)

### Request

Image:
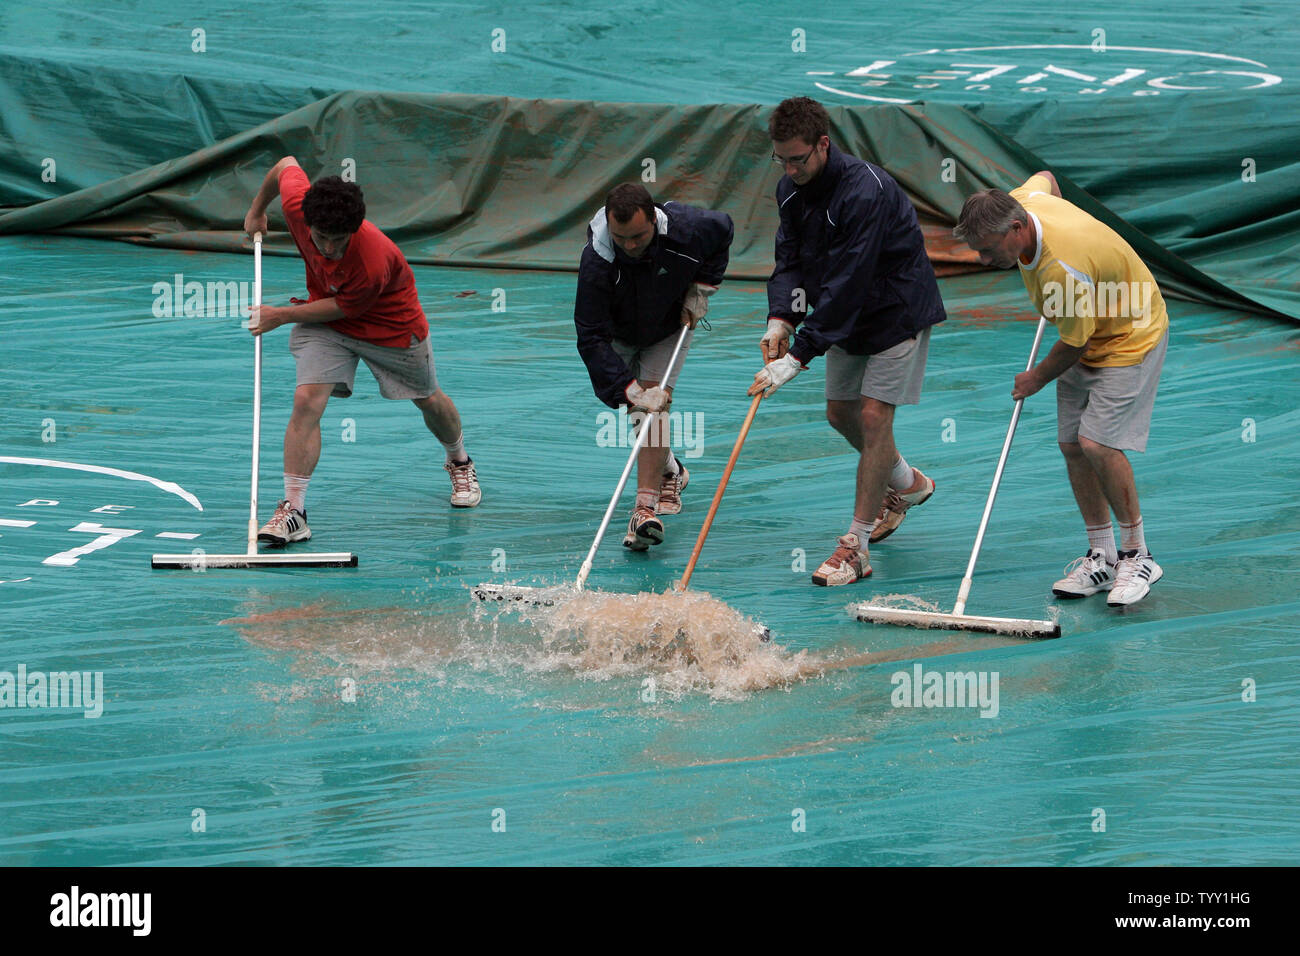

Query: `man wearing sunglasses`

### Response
(749, 97, 946, 587)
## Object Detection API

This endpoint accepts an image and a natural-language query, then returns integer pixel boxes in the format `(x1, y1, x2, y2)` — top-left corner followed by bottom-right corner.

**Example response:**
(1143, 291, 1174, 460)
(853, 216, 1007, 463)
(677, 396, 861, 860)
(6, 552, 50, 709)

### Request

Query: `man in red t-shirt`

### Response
(242, 157, 480, 546)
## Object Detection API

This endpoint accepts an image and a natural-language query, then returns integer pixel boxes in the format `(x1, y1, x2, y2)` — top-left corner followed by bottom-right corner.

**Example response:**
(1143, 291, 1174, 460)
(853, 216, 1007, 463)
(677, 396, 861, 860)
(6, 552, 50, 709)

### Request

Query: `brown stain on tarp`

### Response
(221, 600, 408, 627)
(949, 306, 1028, 329)
(660, 734, 877, 769)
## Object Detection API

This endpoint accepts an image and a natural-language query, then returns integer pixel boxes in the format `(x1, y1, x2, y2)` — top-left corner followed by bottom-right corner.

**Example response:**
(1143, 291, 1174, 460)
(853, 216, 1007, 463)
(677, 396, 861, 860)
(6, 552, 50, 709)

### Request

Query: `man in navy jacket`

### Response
(576, 183, 734, 551)
(749, 97, 946, 586)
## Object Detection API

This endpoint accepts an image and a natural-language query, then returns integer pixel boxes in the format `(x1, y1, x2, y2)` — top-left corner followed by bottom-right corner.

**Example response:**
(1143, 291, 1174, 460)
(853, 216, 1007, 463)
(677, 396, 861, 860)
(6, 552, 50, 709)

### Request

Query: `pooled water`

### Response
(228, 588, 824, 702)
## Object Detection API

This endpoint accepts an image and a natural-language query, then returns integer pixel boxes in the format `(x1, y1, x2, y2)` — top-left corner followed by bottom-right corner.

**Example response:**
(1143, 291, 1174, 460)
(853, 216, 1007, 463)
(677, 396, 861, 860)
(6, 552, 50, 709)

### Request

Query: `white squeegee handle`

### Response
(953, 316, 1049, 616)
(247, 232, 263, 556)
(575, 324, 691, 590)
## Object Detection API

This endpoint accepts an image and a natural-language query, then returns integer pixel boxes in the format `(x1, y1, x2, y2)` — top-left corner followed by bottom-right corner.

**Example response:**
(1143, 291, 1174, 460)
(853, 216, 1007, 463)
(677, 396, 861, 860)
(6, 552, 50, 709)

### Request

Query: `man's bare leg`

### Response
(414, 389, 480, 507)
(623, 380, 671, 550)
(635, 380, 672, 503)
(1077, 437, 1139, 526)
(811, 397, 898, 585)
(854, 397, 898, 534)
(284, 383, 334, 478)
(412, 389, 463, 447)
(259, 382, 332, 543)
(1070, 436, 1159, 604)
(1060, 440, 1115, 527)
(826, 398, 864, 451)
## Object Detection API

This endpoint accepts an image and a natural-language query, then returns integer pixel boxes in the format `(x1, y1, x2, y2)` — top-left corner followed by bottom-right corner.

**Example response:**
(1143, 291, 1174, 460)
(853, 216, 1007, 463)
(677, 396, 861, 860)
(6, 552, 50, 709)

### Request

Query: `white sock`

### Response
(636, 488, 660, 511)
(1119, 517, 1146, 554)
(1086, 522, 1117, 564)
(284, 473, 311, 513)
(848, 516, 874, 541)
(888, 454, 913, 491)
(663, 455, 680, 477)
(440, 431, 467, 464)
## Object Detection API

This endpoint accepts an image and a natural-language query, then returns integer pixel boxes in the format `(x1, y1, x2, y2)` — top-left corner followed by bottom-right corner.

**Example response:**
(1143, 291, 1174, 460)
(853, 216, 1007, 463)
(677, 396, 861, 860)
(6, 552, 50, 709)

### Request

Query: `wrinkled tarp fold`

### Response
(1, 89, 1285, 319)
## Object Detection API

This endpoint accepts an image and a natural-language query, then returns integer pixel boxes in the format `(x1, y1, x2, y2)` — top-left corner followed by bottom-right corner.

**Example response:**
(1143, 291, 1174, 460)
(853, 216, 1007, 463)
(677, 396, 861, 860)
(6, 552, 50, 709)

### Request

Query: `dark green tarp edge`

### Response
(0, 89, 1289, 320)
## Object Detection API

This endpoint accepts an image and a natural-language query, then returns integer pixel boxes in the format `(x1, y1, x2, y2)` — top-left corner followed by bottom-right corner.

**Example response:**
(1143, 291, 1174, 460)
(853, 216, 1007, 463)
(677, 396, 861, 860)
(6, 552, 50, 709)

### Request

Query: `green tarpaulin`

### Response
(0, 90, 1282, 320)
(3, 0, 1296, 314)
(2, 0, 1298, 871)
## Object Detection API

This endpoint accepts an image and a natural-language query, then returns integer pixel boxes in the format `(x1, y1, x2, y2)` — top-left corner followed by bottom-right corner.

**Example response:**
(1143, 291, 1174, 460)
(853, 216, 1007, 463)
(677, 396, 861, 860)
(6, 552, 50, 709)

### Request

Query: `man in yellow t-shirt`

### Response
(954, 172, 1169, 608)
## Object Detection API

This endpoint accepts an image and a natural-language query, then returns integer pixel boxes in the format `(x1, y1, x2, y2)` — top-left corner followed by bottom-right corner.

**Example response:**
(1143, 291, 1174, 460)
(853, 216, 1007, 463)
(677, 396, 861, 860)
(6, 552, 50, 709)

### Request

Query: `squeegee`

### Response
(851, 317, 1059, 638)
(152, 233, 357, 570)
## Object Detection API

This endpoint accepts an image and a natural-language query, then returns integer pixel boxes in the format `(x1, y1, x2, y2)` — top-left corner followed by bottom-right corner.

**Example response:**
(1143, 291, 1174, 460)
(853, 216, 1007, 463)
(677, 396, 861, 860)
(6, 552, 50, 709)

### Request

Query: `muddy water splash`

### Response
(227, 589, 1026, 703)
(227, 588, 828, 701)
(496, 587, 820, 699)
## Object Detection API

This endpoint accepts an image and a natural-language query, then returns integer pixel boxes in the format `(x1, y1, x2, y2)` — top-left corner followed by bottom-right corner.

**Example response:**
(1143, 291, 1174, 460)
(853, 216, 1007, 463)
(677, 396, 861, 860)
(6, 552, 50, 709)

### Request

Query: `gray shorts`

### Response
(1057, 330, 1168, 452)
(288, 323, 439, 399)
(825, 326, 930, 405)
(612, 330, 693, 389)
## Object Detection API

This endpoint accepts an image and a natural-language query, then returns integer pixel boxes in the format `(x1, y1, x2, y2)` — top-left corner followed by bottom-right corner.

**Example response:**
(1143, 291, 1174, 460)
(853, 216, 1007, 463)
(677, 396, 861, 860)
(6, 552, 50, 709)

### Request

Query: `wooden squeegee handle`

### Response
(677, 392, 763, 591)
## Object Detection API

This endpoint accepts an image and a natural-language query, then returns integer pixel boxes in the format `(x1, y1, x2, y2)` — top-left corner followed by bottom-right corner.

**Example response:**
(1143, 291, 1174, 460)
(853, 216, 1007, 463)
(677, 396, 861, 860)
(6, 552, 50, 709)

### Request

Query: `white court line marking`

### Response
(155, 532, 200, 539)
(0, 578, 33, 584)
(901, 44, 1269, 69)
(44, 523, 142, 567)
(0, 457, 203, 511)
(813, 81, 913, 104)
(0, 519, 38, 527)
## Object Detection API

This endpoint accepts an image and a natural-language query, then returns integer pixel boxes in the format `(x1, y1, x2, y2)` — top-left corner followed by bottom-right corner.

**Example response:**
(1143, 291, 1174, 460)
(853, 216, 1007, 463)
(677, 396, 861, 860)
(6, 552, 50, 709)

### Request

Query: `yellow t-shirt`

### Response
(1011, 175, 1169, 367)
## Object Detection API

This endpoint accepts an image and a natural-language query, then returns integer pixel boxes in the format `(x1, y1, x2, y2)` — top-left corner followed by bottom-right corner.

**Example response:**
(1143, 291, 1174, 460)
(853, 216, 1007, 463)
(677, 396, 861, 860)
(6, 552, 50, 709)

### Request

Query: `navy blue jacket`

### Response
(575, 201, 734, 408)
(768, 144, 945, 363)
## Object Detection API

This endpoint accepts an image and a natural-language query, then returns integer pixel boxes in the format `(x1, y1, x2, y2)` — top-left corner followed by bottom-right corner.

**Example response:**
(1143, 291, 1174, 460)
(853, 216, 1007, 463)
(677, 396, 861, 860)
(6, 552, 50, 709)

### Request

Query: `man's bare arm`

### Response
(249, 296, 346, 337)
(1033, 169, 1062, 198)
(1013, 337, 1086, 400)
(244, 156, 301, 236)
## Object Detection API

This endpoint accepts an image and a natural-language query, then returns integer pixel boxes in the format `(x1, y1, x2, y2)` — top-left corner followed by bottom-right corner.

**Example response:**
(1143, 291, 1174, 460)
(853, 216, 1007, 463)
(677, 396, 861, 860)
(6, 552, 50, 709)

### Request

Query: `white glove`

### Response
(760, 317, 795, 361)
(625, 381, 671, 413)
(681, 282, 718, 329)
(748, 353, 805, 398)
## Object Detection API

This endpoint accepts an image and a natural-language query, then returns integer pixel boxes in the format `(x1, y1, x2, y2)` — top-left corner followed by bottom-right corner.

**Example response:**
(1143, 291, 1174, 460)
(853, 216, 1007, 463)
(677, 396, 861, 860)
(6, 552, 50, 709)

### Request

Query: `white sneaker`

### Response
(1108, 550, 1163, 607)
(811, 533, 872, 587)
(656, 461, 689, 515)
(622, 505, 664, 551)
(870, 468, 935, 544)
(445, 458, 482, 507)
(258, 500, 311, 546)
(1052, 550, 1115, 598)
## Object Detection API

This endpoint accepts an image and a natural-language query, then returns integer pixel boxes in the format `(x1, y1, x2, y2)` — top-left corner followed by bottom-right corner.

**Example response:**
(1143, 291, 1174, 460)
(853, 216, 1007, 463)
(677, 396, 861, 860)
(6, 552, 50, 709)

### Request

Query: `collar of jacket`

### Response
(794, 142, 846, 202)
(589, 205, 670, 264)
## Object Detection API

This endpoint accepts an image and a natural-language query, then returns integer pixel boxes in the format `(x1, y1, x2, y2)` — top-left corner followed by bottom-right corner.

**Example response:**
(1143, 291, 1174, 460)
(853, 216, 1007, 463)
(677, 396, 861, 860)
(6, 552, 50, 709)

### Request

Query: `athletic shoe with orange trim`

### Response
(811, 533, 872, 586)
(869, 468, 935, 544)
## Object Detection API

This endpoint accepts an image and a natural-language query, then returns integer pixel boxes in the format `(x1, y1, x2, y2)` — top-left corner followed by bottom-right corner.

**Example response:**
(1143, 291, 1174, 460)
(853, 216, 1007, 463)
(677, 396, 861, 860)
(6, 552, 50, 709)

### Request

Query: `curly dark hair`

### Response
(768, 96, 830, 146)
(605, 183, 655, 225)
(301, 176, 366, 234)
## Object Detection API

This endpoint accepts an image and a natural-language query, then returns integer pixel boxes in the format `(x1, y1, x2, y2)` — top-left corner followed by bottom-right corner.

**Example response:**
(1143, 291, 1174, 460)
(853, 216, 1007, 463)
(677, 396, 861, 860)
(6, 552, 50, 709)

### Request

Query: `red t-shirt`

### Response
(279, 166, 429, 347)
